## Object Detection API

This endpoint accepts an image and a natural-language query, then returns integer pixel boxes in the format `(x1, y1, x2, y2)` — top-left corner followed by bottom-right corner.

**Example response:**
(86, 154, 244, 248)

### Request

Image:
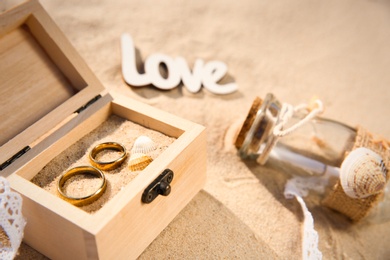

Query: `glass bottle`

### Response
(234, 93, 390, 223)
(235, 93, 357, 176)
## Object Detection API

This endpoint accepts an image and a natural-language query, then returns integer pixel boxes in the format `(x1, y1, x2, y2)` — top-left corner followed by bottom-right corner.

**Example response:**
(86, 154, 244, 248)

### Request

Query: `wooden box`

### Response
(0, 1, 206, 259)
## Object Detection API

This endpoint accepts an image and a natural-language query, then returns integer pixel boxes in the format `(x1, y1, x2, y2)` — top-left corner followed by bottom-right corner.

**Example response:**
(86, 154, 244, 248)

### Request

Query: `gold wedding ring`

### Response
(57, 166, 107, 206)
(89, 142, 127, 171)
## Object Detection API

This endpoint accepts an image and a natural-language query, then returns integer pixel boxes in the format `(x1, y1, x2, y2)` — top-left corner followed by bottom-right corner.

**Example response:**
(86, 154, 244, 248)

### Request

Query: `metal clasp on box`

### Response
(142, 169, 174, 204)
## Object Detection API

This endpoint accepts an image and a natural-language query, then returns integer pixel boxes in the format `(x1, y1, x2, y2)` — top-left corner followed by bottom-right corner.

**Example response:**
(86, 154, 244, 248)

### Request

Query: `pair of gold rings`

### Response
(57, 142, 127, 206)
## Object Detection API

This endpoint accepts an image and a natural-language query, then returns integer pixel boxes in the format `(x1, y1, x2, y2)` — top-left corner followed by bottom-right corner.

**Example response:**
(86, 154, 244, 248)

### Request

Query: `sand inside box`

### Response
(31, 115, 176, 213)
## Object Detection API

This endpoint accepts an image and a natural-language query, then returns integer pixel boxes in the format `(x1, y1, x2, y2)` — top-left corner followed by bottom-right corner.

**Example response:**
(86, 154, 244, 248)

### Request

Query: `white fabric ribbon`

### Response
(284, 173, 333, 260)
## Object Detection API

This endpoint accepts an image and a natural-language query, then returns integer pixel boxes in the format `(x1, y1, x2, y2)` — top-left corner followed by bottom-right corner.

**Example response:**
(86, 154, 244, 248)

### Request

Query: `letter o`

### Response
(145, 54, 181, 90)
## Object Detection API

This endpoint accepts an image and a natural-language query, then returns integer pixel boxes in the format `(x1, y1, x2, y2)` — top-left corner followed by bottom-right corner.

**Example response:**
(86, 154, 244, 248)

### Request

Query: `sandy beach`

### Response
(5, 0, 390, 258)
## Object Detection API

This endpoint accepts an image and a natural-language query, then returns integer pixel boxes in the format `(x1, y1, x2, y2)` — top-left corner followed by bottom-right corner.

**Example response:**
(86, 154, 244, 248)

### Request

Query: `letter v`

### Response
(175, 57, 203, 93)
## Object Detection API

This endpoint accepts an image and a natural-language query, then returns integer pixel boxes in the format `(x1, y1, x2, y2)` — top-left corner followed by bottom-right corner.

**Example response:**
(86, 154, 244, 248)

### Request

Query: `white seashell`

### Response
(129, 153, 153, 171)
(131, 136, 157, 154)
(340, 147, 387, 199)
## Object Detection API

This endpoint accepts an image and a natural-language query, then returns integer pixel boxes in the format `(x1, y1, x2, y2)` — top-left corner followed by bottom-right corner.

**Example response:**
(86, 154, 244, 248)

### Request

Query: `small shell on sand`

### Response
(129, 153, 153, 172)
(131, 136, 157, 154)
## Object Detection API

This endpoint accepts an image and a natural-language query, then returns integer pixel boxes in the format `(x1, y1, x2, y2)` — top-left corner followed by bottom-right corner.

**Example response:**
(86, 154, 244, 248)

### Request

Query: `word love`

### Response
(121, 34, 237, 95)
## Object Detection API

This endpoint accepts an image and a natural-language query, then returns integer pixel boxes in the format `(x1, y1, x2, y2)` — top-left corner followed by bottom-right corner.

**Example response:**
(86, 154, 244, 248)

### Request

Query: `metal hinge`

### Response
(0, 95, 102, 171)
(74, 95, 102, 114)
(0, 146, 31, 171)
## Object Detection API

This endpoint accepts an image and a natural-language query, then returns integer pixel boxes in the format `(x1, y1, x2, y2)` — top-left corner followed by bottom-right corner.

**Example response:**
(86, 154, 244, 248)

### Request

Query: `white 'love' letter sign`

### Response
(121, 33, 237, 94)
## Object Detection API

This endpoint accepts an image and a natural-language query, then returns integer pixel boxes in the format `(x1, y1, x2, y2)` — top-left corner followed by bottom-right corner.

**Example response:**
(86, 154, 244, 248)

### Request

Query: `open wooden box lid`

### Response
(0, 0, 105, 171)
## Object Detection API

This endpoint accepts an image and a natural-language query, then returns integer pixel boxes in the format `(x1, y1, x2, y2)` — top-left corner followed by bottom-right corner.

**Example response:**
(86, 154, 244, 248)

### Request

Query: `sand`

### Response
(4, 0, 390, 258)
(30, 115, 175, 213)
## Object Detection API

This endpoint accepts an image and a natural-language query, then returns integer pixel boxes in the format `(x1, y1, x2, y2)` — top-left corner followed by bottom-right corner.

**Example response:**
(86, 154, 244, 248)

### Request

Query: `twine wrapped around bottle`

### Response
(322, 126, 390, 221)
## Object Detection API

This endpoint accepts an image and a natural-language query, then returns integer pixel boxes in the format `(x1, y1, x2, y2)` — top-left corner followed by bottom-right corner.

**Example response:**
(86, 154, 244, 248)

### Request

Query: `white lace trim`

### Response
(0, 177, 26, 260)
(284, 174, 332, 260)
